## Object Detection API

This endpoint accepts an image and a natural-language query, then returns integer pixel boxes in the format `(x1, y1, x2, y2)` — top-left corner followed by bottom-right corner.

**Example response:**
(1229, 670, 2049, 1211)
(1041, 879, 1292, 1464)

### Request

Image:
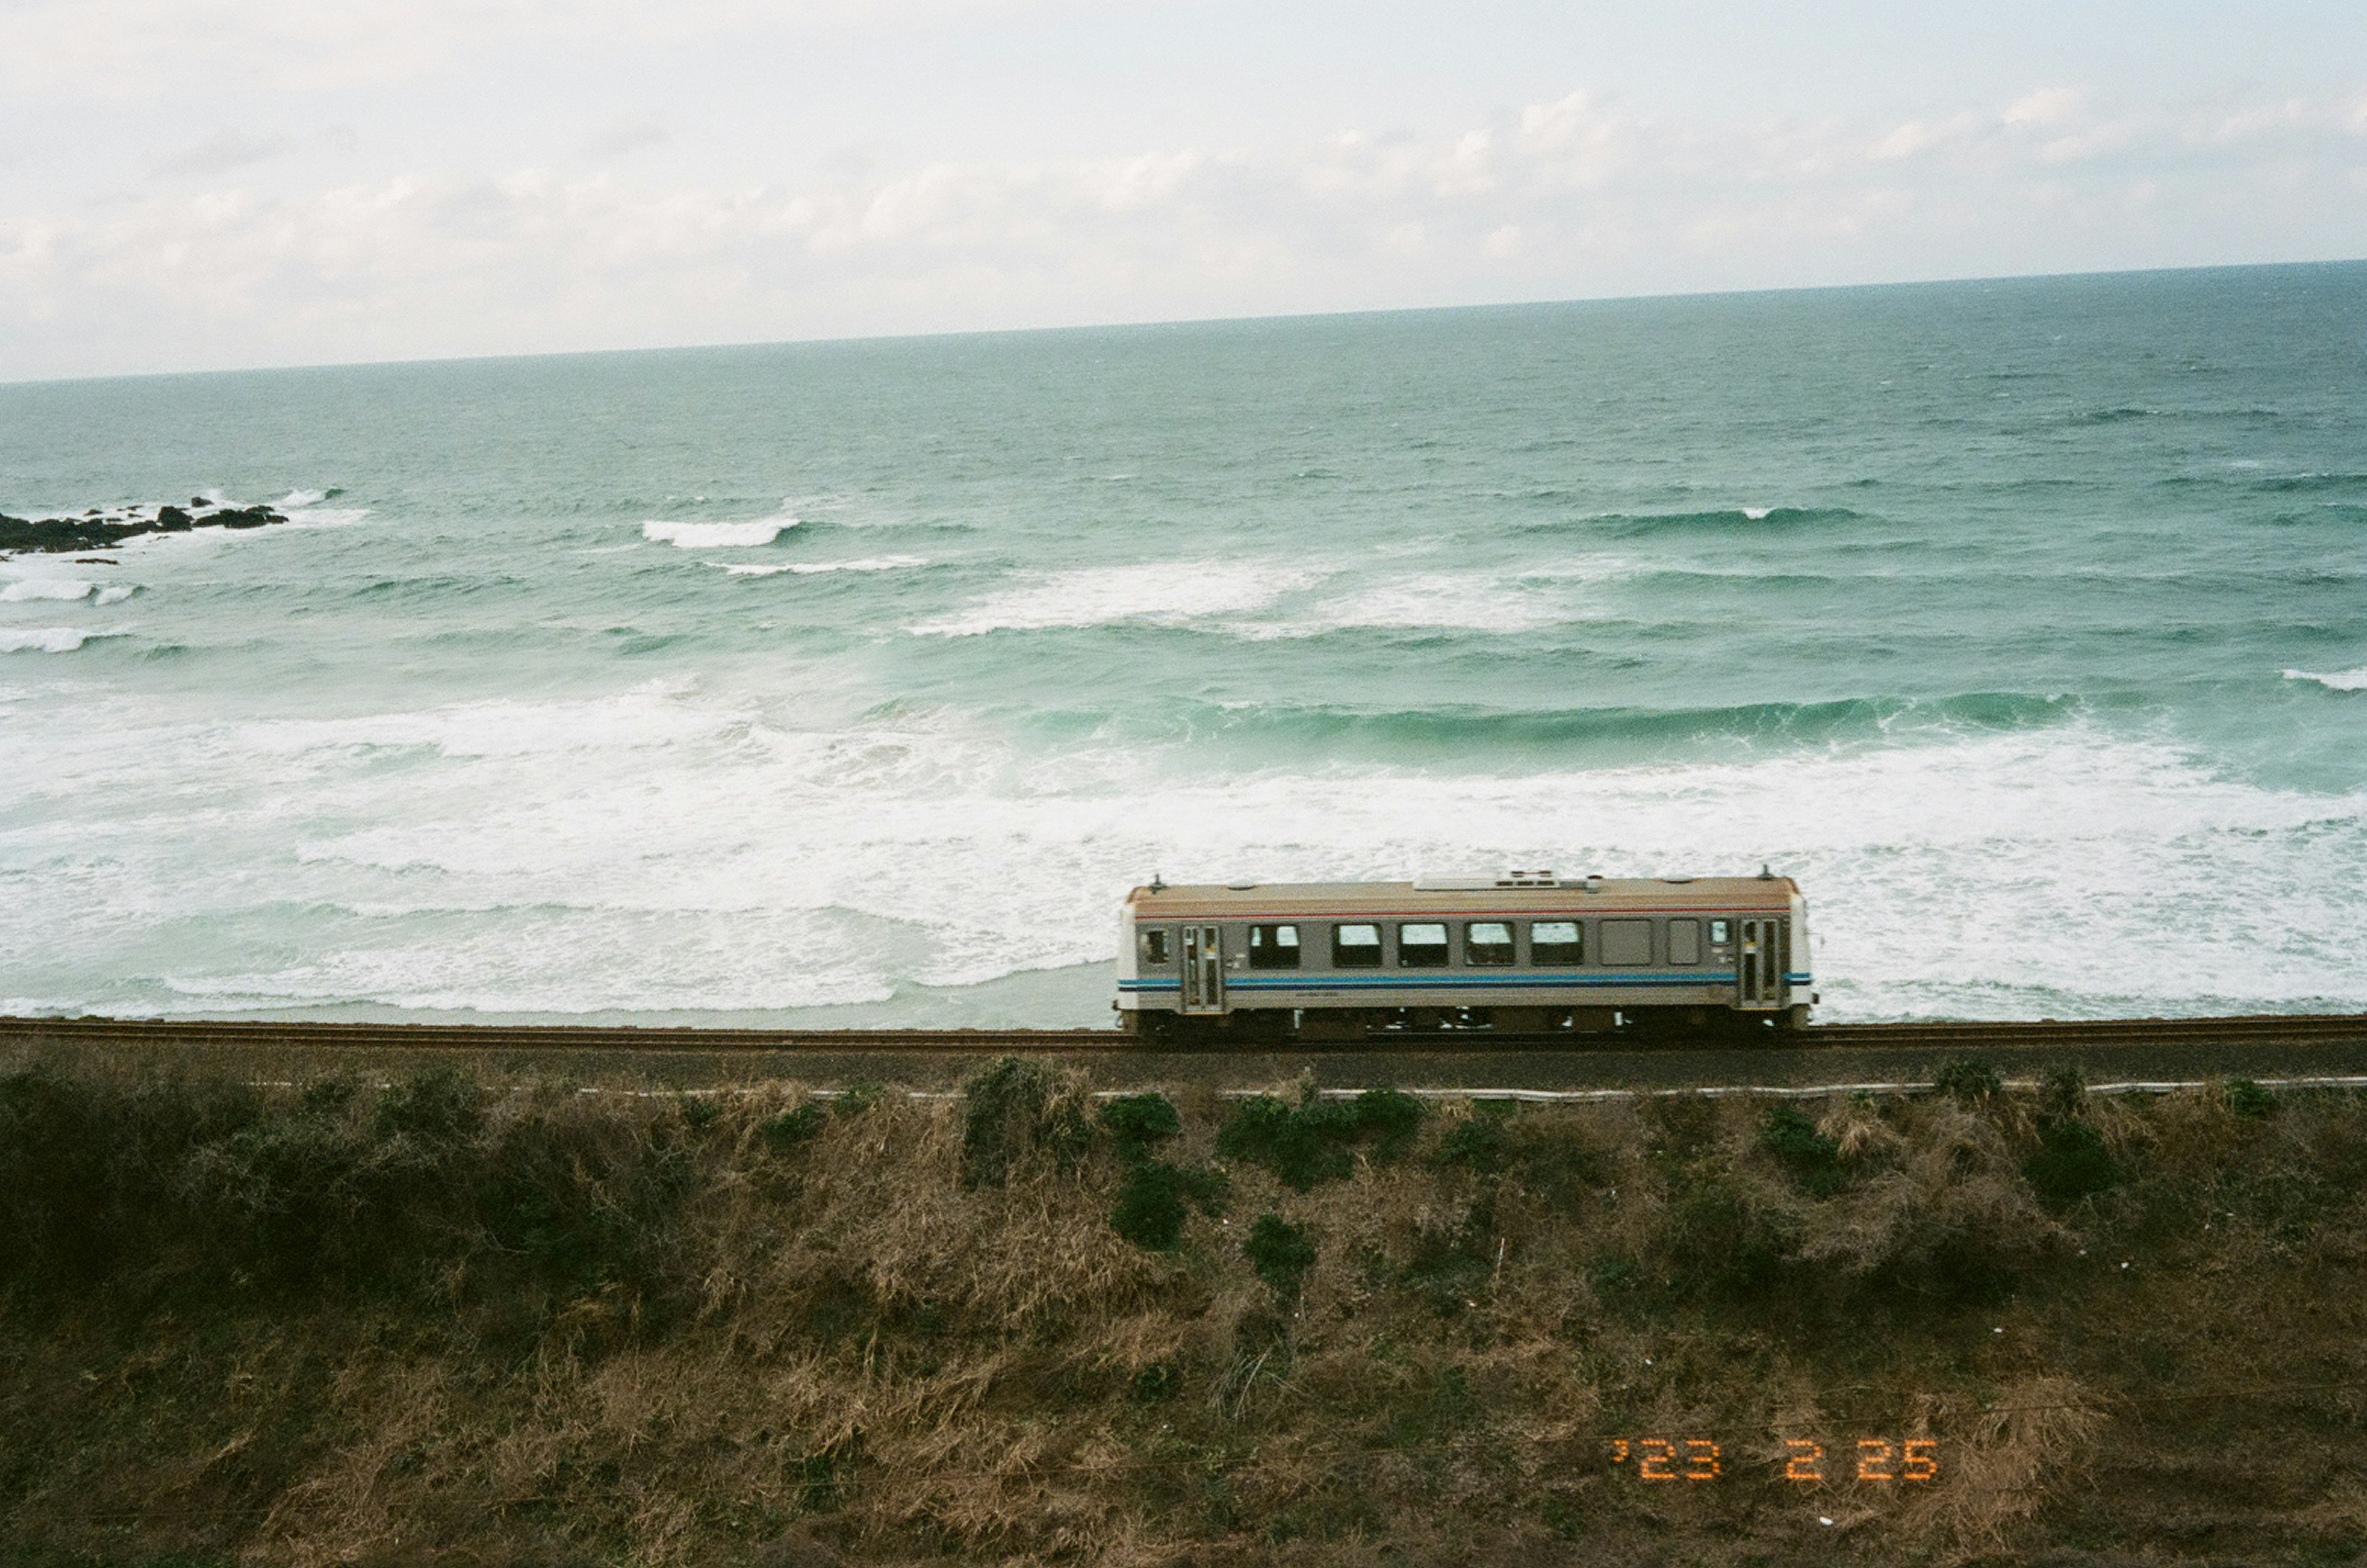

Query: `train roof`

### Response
(1125, 875, 1799, 917)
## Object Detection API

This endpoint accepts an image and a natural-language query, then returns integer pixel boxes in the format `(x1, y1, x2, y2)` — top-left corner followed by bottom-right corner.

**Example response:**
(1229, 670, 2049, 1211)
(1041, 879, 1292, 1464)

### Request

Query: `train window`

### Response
(1601, 919, 1653, 966)
(1708, 920, 1730, 945)
(1531, 920, 1582, 965)
(1334, 923, 1383, 968)
(1139, 928, 1171, 965)
(1248, 924, 1301, 970)
(1668, 919, 1701, 966)
(1466, 921, 1515, 965)
(1399, 923, 1450, 968)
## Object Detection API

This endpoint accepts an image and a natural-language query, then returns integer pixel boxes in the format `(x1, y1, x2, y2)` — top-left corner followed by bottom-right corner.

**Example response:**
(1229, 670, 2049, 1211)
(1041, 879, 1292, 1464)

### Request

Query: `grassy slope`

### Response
(1, 1053, 2363, 1567)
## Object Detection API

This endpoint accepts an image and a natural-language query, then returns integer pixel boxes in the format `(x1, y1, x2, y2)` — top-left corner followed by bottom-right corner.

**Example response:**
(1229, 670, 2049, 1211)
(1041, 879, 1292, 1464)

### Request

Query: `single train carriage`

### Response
(1116, 870, 1811, 1040)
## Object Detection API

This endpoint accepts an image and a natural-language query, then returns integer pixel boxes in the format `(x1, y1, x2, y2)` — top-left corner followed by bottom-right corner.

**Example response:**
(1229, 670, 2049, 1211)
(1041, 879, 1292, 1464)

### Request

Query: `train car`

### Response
(1116, 869, 1811, 1040)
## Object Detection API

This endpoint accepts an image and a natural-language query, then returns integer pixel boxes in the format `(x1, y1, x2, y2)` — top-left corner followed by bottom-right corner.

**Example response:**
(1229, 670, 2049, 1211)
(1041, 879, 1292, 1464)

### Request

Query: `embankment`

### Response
(1, 1053, 2362, 1566)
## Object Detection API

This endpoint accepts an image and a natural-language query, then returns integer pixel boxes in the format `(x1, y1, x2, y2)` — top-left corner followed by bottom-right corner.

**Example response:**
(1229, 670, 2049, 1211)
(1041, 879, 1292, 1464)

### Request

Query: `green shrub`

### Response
(370, 1066, 487, 1145)
(2039, 1064, 2088, 1120)
(1396, 1203, 1500, 1316)
(1590, 1255, 1640, 1296)
(1217, 1088, 1425, 1191)
(1431, 1105, 1513, 1175)
(960, 1058, 1091, 1189)
(761, 1104, 831, 1148)
(2224, 1078, 2276, 1120)
(1245, 1213, 1316, 1301)
(2024, 1116, 2121, 1210)
(1932, 1058, 2004, 1106)
(1762, 1105, 1847, 1197)
(1656, 1166, 1799, 1301)
(1110, 1160, 1230, 1251)
(1099, 1093, 1182, 1161)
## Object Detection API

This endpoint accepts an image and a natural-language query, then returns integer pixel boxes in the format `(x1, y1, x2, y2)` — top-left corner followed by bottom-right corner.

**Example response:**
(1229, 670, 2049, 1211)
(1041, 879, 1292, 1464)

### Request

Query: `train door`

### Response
(1736, 918, 1787, 1010)
(1180, 925, 1225, 1016)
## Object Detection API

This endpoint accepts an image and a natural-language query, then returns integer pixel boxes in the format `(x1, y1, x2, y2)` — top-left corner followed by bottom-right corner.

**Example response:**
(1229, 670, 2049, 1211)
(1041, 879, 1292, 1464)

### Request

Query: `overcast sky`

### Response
(2, 0, 2364, 380)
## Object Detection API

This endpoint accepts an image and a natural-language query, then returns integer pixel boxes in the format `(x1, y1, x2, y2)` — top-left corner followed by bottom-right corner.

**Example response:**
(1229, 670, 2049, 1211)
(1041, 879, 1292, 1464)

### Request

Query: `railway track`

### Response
(4, 1011, 2364, 1055)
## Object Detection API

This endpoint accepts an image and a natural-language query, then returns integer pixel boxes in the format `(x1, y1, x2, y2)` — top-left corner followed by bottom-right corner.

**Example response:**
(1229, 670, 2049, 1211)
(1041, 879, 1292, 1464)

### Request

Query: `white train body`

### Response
(1116, 871, 1811, 1038)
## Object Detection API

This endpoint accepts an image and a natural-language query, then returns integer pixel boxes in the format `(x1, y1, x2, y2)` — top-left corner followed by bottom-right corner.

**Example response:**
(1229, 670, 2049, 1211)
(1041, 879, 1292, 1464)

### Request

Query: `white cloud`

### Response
(2004, 88, 2082, 128)
(151, 130, 297, 179)
(6, 81, 2367, 378)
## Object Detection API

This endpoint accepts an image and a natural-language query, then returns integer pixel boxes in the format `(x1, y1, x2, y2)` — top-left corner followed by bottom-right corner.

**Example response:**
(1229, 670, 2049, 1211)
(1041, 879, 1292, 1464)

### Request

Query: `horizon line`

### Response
(7, 254, 2363, 393)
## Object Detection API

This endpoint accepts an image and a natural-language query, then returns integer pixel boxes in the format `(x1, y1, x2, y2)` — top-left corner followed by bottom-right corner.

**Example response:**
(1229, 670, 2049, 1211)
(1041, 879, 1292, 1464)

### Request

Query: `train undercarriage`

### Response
(1121, 1003, 1812, 1044)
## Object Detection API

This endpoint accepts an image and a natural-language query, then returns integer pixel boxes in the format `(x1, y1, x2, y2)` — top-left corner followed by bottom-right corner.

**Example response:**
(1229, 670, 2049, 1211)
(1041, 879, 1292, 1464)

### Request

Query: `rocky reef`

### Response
(0, 497, 288, 555)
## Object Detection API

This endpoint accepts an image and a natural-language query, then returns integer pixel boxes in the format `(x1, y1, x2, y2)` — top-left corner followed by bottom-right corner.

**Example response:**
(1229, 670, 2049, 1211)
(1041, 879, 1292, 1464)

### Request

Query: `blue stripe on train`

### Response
(1119, 973, 1812, 993)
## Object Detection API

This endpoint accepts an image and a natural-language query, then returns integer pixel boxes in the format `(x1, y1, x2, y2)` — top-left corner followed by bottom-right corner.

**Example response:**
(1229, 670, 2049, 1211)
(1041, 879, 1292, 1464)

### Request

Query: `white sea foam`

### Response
(94, 586, 135, 605)
(1254, 573, 1579, 636)
(1, 578, 94, 602)
(2284, 666, 2367, 692)
(724, 555, 926, 577)
(276, 489, 328, 507)
(232, 684, 724, 761)
(4, 680, 2361, 1021)
(0, 627, 112, 653)
(1743, 505, 1773, 520)
(910, 561, 1325, 635)
(280, 506, 372, 529)
(643, 516, 798, 549)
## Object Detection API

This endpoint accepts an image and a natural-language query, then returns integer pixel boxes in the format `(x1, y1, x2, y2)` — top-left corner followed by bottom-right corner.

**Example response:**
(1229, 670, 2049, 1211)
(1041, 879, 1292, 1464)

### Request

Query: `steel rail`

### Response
(3, 1011, 2365, 1055)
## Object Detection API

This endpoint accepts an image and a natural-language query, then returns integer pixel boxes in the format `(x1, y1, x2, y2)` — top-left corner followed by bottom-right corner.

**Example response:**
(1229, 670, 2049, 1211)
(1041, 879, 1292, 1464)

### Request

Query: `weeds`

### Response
(2, 1057, 2362, 1567)
(2224, 1077, 2276, 1119)
(2023, 1115, 2122, 1211)
(1110, 1161, 1229, 1251)
(1098, 1092, 1182, 1161)
(1216, 1086, 1424, 1191)
(1097, 1090, 1227, 1252)
(1762, 1104, 1848, 1197)
(1245, 1213, 1316, 1302)
(2039, 1064, 2088, 1120)
(959, 1057, 1091, 1188)
(761, 1103, 830, 1148)
(1932, 1057, 2005, 1106)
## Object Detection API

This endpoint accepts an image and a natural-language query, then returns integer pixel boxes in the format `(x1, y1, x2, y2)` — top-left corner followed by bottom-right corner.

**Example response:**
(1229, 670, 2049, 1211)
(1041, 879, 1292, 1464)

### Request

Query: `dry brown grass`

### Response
(2, 1053, 2365, 1566)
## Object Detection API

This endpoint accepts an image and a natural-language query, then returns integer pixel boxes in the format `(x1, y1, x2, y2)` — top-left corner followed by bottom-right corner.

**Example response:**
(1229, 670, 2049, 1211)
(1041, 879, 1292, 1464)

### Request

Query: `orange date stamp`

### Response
(1609, 1437, 1939, 1483)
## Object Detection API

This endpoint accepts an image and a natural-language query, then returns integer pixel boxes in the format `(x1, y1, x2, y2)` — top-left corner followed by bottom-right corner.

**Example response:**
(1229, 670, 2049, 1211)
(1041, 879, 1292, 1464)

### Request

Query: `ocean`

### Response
(3, 264, 2364, 1026)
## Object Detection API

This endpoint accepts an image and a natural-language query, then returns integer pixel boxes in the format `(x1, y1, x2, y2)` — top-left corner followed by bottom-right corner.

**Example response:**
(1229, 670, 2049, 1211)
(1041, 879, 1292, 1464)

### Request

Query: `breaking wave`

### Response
(2284, 666, 2367, 692)
(643, 517, 798, 549)
(0, 627, 117, 653)
(724, 555, 926, 577)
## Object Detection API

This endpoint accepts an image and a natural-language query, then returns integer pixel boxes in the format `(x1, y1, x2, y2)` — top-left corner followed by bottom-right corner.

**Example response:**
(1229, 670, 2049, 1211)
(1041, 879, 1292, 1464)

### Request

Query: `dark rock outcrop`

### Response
(0, 501, 287, 556)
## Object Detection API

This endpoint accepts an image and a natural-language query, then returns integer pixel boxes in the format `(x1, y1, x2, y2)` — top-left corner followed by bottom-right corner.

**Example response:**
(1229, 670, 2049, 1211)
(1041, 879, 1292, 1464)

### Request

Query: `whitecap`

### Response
(276, 489, 328, 508)
(280, 506, 372, 529)
(2284, 666, 2367, 692)
(94, 585, 136, 605)
(0, 627, 107, 653)
(0, 579, 94, 602)
(1743, 505, 1773, 520)
(911, 560, 1325, 636)
(644, 516, 798, 549)
(724, 555, 925, 577)
(1306, 575, 1576, 634)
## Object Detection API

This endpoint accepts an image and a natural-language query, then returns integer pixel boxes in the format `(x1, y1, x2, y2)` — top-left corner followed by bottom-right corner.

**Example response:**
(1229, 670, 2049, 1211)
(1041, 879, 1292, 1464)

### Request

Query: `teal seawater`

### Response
(2, 264, 2364, 1023)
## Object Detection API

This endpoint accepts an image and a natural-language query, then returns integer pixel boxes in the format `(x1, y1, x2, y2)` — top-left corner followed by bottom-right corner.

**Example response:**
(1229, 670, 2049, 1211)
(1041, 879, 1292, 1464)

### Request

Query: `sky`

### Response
(1, 0, 2365, 380)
